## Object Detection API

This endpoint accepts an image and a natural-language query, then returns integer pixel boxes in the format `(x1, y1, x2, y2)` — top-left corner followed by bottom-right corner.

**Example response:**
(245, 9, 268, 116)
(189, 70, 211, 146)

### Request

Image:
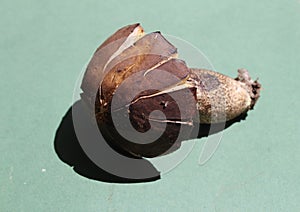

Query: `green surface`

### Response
(1, 0, 299, 211)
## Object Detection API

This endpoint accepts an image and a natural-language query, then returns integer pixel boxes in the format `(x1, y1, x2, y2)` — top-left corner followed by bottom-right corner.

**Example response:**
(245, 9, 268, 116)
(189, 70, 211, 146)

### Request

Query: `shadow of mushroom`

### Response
(54, 100, 248, 183)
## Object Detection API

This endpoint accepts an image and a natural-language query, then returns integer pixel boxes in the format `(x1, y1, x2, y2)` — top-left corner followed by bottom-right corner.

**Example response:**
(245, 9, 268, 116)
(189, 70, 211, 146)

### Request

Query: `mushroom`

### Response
(80, 23, 261, 158)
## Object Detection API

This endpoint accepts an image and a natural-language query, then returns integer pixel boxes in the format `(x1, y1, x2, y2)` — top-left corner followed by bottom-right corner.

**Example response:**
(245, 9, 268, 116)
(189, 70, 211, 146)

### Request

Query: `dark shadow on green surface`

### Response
(54, 100, 160, 183)
(54, 100, 248, 183)
(196, 112, 248, 138)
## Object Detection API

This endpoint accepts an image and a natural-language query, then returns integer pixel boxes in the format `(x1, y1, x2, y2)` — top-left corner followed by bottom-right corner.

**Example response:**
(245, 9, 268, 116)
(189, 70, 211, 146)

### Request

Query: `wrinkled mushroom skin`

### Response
(189, 69, 261, 124)
(81, 23, 261, 158)
(81, 24, 145, 107)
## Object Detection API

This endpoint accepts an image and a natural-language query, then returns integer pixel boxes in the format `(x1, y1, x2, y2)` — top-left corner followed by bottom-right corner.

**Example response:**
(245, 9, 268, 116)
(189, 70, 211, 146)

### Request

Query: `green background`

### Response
(1, 0, 299, 211)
